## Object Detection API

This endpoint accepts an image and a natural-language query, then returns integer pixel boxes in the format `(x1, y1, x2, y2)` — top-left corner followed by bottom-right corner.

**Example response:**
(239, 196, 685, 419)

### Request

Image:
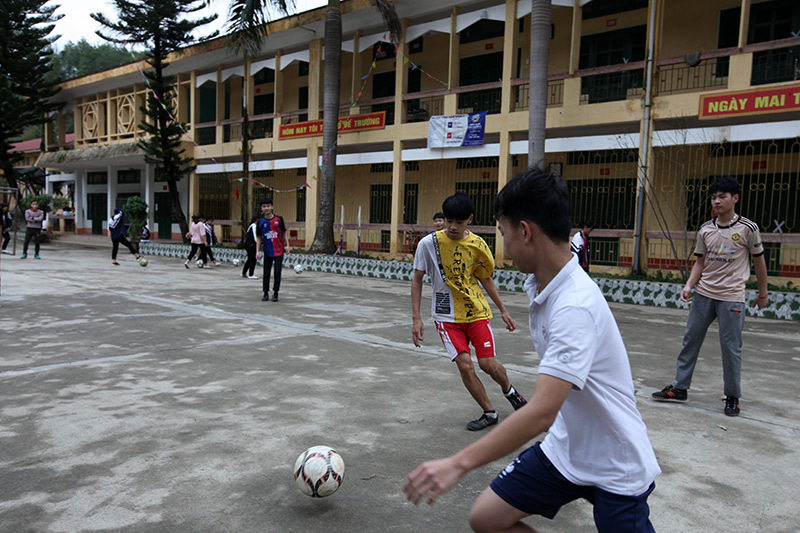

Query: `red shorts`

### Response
(434, 319, 496, 360)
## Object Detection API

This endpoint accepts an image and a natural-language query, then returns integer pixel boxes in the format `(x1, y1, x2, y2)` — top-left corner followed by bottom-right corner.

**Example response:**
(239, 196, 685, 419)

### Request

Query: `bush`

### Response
(20, 194, 53, 213)
(122, 196, 149, 242)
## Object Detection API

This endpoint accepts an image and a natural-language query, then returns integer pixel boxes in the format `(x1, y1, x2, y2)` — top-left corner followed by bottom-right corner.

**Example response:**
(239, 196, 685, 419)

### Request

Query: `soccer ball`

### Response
(293, 446, 345, 498)
(294, 264, 304, 274)
(232, 258, 241, 266)
(138, 257, 148, 267)
(196, 259, 204, 268)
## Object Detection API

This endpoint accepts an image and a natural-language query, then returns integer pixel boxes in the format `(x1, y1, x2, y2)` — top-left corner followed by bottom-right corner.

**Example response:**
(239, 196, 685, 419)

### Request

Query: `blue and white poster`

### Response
(427, 112, 487, 148)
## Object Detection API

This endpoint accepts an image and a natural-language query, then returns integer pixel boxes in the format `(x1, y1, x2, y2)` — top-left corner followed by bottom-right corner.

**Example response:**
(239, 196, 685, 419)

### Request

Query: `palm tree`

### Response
(219, 0, 401, 253)
(528, 0, 551, 171)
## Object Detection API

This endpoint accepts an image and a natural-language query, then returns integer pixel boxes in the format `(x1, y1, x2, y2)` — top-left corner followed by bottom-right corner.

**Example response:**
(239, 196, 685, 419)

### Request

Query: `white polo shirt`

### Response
(527, 255, 660, 496)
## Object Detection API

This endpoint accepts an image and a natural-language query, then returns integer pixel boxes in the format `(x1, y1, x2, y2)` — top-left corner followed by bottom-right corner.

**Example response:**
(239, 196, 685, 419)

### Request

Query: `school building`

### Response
(37, 0, 800, 282)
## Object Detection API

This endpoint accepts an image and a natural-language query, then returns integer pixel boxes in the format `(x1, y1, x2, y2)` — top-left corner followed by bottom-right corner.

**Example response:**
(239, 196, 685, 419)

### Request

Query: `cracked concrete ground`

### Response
(1, 242, 798, 532)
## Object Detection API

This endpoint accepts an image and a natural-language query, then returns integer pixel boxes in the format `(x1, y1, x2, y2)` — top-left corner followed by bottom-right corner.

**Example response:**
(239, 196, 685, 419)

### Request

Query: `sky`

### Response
(47, 0, 327, 49)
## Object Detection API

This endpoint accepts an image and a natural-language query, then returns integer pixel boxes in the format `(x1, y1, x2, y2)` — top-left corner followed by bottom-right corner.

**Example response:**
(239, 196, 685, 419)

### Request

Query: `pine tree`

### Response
(92, 0, 218, 242)
(0, 0, 61, 189)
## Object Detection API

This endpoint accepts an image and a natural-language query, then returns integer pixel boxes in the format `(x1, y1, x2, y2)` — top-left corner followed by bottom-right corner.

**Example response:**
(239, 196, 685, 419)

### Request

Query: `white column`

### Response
(74, 170, 85, 232)
(106, 165, 116, 234)
(145, 164, 154, 231)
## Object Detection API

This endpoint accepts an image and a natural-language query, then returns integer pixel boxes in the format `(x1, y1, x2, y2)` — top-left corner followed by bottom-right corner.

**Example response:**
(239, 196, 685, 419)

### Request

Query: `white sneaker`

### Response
(0, 250, 11, 254)
(247, 275, 257, 279)
(203, 265, 212, 269)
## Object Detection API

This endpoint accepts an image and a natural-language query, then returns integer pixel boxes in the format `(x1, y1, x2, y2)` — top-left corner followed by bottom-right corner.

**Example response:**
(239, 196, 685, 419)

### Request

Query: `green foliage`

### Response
(122, 196, 149, 242)
(48, 39, 145, 82)
(51, 196, 71, 211)
(0, 0, 61, 188)
(20, 194, 53, 213)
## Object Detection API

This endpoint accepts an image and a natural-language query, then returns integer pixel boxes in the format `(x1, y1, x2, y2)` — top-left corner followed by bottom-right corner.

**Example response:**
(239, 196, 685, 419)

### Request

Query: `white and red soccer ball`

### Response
(293, 446, 345, 498)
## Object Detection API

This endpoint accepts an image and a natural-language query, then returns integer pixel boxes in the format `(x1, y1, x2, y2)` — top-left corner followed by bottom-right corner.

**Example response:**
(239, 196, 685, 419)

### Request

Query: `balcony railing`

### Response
(751, 44, 800, 86)
(656, 56, 730, 95)
(404, 92, 445, 123)
(195, 122, 216, 145)
(454, 82, 503, 115)
(578, 61, 645, 104)
(512, 78, 565, 111)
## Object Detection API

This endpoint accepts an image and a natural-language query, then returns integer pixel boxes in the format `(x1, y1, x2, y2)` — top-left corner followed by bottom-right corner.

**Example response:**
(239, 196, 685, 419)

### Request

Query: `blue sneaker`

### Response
(34, 254, 41, 259)
(20, 253, 27, 259)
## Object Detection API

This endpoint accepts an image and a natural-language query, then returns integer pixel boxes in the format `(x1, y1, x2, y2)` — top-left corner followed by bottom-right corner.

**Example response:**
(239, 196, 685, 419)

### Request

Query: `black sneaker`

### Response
(505, 386, 527, 410)
(261, 293, 270, 301)
(466, 412, 498, 431)
(724, 396, 740, 416)
(651, 385, 688, 402)
(271, 293, 279, 302)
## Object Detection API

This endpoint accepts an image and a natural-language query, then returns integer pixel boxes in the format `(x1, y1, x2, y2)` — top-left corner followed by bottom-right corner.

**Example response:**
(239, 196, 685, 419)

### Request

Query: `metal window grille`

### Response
(198, 173, 231, 220)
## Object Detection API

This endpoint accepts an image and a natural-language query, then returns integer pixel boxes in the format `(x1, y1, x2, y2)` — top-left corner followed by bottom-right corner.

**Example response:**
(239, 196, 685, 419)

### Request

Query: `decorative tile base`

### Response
(138, 243, 800, 321)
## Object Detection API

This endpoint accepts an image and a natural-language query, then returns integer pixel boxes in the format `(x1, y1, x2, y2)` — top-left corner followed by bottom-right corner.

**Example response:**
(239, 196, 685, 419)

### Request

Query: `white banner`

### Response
(427, 113, 487, 148)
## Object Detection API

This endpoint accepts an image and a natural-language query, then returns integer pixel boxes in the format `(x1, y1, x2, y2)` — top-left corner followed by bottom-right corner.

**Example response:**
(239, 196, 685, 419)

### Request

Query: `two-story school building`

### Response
(37, 0, 800, 282)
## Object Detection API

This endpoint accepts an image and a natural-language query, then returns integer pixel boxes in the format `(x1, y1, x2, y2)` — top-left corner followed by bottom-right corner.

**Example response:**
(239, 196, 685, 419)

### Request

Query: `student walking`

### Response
(405, 168, 660, 532)
(1, 202, 12, 254)
(108, 208, 140, 265)
(256, 198, 288, 301)
(242, 216, 259, 279)
(184, 214, 209, 269)
(411, 192, 526, 431)
(22, 200, 44, 259)
(204, 218, 220, 266)
(652, 176, 768, 416)
(570, 221, 594, 272)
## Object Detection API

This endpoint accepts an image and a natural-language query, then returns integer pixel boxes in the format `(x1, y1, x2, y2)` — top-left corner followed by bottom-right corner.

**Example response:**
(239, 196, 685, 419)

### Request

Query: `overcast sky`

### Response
(47, 0, 327, 49)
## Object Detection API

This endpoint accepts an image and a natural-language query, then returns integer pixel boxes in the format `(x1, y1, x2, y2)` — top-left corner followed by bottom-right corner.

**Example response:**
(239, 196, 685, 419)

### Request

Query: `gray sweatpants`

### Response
(674, 292, 745, 398)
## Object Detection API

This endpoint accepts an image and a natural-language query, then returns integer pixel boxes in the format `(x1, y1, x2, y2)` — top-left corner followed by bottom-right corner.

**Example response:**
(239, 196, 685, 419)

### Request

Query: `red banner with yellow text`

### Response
(278, 111, 386, 139)
(698, 83, 800, 120)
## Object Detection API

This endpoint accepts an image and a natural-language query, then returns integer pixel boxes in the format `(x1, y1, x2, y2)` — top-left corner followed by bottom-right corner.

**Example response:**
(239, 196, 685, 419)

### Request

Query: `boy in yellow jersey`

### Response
(412, 193, 527, 431)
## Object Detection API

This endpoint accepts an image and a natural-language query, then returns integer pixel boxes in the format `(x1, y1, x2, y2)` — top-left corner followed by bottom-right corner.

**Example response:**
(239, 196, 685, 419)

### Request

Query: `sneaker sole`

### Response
(651, 397, 687, 402)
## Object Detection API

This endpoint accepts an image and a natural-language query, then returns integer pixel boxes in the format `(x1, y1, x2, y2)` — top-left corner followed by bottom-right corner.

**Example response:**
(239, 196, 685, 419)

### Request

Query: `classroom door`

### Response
(86, 193, 107, 235)
(155, 193, 172, 240)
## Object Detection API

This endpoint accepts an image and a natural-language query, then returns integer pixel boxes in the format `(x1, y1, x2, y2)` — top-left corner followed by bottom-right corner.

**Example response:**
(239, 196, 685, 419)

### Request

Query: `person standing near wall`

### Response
(1, 202, 12, 254)
(256, 198, 288, 302)
(570, 221, 594, 272)
(22, 200, 44, 259)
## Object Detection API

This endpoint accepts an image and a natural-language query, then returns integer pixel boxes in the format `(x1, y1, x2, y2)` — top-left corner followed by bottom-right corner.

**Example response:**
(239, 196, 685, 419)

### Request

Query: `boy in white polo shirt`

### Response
(405, 168, 660, 532)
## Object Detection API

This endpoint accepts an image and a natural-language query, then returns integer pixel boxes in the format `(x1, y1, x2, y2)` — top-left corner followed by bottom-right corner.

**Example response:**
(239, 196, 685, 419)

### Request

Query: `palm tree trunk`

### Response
(310, 0, 341, 254)
(528, 0, 551, 170)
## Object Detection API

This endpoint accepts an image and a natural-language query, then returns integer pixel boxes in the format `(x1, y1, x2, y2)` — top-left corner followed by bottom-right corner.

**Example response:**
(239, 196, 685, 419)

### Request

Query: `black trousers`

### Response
(23, 228, 40, 255)
(112, 236, 137, 260)
(242, 244, 257, 276)
(1, 230, 9, 250)
(187, 243, 207, 263)
(205, 244, 216, 262)
(263, 254, 283, 295)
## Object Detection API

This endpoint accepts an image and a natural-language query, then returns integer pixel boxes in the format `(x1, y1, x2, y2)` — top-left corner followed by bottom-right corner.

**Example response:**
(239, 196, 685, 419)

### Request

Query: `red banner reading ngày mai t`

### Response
(698, 83, 800, 120)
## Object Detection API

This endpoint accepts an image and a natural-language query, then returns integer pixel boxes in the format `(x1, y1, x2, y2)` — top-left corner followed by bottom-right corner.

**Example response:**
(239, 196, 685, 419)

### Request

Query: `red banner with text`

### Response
(278, 111, 386, 139)
(698, 83, 800, 120)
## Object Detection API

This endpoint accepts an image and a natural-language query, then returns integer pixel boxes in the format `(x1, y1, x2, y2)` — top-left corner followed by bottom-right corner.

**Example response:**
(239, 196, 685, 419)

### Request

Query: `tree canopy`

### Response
(48, 38, 145, 82)
(0, 0, 61, 188)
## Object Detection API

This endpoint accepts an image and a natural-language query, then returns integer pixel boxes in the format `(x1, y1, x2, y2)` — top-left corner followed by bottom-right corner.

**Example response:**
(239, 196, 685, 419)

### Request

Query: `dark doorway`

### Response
(155, 193, 173, 240)
(87, 193, 107, 235)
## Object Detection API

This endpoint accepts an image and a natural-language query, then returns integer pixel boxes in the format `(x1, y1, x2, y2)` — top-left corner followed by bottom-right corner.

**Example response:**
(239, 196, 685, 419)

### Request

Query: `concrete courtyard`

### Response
(1, 240, 798, 532)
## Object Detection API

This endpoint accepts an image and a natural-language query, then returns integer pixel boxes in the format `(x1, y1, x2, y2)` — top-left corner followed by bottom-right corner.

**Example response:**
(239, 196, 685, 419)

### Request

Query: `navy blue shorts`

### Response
(490, 442, 655, 533)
